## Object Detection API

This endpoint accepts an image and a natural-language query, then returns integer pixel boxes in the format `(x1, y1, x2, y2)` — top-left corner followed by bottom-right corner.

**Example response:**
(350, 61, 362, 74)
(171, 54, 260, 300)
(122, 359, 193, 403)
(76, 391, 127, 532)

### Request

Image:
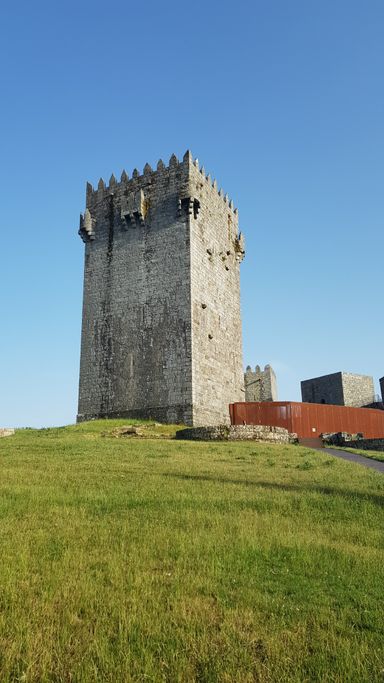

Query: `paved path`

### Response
(319, 447, 384, 473)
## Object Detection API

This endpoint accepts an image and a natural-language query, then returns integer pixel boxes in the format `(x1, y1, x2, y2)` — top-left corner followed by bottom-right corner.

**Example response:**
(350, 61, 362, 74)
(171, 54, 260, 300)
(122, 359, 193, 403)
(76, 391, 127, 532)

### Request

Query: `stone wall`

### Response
(176, 424, 293, 443)
(244, 364, 277, 402)
(321, 431, 363, 446)
(301, 371, 375, 407)
(344, 439, 384, 451)
(342, 372, 375, 407)
(188, 158, 245, 425)
(322, 432, 384, 452)
(301, 372, 344, 405)
(77, 152, 245, 426)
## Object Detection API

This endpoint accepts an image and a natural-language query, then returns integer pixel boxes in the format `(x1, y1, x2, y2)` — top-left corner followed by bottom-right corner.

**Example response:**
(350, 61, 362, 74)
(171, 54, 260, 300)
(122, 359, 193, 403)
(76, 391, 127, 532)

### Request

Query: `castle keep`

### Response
(77, 151, 245, 426)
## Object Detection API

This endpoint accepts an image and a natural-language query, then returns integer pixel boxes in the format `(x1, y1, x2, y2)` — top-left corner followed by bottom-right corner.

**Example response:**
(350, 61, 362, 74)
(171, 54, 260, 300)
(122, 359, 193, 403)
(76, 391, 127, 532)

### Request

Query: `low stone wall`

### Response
(0, 428, 15, 438)
(341, 438, 384, 452)
(321, 431, 384, 451)
(321, 432, 363, 446)
(176, 424, 295, 444)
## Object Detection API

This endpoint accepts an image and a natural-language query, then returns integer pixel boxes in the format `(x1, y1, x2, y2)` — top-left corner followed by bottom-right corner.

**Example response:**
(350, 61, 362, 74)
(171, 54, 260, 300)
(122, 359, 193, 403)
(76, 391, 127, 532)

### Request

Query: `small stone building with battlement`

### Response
(301, 371, 375, 408)
(77, 151, 245, 426)
(244, 364, 277, 402)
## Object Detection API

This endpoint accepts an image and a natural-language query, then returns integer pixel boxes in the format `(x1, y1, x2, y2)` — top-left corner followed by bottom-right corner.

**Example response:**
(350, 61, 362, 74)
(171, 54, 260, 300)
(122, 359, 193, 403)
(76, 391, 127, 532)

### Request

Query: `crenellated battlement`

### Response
(244, 364, 278, 403)
(84, 150, 238, 215)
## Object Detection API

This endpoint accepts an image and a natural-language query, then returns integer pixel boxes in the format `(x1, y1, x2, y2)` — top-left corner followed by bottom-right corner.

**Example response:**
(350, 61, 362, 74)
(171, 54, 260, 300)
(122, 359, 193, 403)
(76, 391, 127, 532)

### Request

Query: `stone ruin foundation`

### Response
(176, 424, 297, 443)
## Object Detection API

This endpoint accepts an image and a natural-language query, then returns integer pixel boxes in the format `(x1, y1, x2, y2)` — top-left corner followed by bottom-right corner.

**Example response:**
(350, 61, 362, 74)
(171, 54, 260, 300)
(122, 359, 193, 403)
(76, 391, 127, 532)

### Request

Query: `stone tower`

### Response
(301, 371, 375, 407)
(77, 151, 245, 426)
(244, 364, 278, 402)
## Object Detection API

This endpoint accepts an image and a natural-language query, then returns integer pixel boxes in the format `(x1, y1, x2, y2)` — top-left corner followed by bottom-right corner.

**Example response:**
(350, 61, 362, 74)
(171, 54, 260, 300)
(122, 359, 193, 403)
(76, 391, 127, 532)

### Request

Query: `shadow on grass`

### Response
(162, 473, 384, 507)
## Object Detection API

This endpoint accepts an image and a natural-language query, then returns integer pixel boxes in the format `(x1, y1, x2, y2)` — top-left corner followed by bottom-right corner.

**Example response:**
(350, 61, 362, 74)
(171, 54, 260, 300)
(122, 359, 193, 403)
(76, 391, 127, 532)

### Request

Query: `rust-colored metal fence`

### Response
(229, 401, 384, 439)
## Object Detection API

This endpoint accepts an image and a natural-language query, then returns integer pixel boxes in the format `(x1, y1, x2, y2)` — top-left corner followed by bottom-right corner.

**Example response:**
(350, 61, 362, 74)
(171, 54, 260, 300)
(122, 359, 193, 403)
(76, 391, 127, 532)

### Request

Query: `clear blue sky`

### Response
(1, 0, 383, 427)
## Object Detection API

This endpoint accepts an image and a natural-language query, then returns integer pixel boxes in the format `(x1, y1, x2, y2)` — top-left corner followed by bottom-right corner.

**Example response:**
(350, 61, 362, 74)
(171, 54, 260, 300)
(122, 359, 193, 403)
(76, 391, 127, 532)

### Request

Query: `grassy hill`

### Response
(0, 420, 383, 682)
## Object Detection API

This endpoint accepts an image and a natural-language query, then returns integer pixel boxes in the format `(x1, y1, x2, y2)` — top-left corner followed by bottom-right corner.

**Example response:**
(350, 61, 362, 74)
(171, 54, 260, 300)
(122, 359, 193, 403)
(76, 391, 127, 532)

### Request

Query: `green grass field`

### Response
(0, 420, 383, 682)
(332, 446, 384, 463)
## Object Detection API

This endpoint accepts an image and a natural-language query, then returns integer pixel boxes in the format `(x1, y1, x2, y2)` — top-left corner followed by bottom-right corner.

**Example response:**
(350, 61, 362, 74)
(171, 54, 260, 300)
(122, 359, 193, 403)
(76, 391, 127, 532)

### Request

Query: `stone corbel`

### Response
(234, 232, 245, 262)
(78, 208, 95, 242)
(178, 196, 201, 219)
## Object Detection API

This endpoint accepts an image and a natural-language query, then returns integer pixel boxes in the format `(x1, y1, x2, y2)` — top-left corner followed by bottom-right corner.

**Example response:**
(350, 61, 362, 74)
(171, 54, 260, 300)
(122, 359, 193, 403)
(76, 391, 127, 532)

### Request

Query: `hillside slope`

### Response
(0, 420, 383, 682)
